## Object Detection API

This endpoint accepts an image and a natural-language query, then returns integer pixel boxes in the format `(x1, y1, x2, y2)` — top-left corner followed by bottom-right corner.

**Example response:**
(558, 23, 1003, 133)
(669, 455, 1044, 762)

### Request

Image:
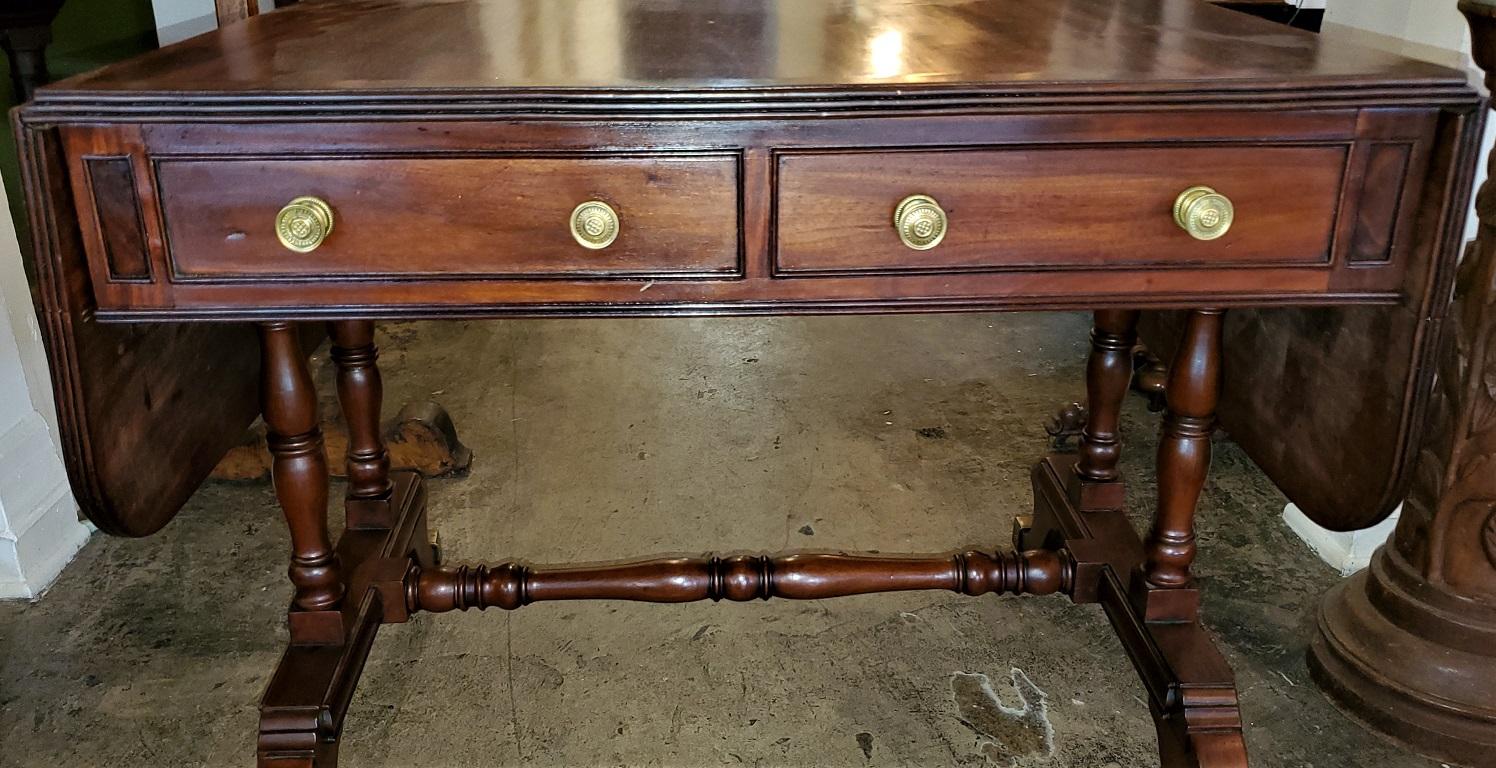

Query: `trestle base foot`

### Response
(1030, 455, 1248, 768)
(256, 472, 432, 768)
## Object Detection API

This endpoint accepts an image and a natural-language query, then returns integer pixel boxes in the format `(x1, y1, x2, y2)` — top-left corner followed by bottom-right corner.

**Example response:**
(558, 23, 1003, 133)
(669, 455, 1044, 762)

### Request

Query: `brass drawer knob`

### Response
(275, 196, 334, 253)
(1173, 186, 1234, 241)
(894, 194, 948, 251)
(571, 201, 620, 250)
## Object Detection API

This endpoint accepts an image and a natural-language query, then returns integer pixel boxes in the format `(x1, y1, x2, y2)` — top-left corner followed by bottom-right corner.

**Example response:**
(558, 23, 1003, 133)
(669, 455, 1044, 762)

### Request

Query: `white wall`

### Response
(151, 0, 282, 45)
(1325, 0, 1492, 240)
(151, 0, 216, 45)
(1326, 0, 1472, 57)
(0, 182, 91, 600)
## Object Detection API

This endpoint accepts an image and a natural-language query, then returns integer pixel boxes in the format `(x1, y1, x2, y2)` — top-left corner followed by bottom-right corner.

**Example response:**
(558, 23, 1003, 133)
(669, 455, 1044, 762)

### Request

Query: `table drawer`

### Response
(154, 154, 741, 280)
(774, 146, 1347, 274)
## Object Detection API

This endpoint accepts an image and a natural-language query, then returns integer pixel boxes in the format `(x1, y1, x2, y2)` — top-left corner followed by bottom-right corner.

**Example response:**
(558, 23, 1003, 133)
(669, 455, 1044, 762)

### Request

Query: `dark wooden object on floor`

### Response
(1307, 5, 1496, 765)
(12, 1, 1484, 766)
(210, 401, 473, 482)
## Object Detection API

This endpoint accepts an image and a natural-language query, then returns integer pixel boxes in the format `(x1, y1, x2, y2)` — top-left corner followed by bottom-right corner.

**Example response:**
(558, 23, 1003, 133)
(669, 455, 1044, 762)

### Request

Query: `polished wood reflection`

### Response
(62, 0, 1458, 94)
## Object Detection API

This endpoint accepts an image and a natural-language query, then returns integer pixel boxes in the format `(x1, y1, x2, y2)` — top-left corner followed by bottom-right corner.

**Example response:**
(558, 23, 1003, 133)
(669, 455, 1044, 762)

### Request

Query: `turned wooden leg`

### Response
(260, 322, 343, 614)
(1143, 309, 1223, 590)
(1077, 309, 1139, 482)
(329, 320, 393, 505)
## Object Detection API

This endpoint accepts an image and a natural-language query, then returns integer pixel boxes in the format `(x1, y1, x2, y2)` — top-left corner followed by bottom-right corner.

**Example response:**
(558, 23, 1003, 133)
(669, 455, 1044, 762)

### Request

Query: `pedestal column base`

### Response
(1308, 546, 1496, 768)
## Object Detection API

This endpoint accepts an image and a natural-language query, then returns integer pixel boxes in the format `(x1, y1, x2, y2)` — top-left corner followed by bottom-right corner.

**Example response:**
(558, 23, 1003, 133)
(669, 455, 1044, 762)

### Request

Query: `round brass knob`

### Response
(1173, 186, 1234, 241)
(275, 196, 334, 253)
(894, 195, 948, 251)
(570, 201, 620, 250)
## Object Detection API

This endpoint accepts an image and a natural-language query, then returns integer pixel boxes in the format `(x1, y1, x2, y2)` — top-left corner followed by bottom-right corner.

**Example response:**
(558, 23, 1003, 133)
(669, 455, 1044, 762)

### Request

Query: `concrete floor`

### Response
(0, 313, 1436, 767)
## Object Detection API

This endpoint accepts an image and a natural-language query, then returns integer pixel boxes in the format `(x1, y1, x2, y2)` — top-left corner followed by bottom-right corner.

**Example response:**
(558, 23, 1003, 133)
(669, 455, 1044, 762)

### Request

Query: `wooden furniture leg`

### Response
(1068, 309, 1139, 509)
(329, 320, 397, 529)
(1077, 309, 1140, 482)
(260, 322, 344, 622)
(330, 320, 392, 502)
(252, 311, 1244, 768)
(1047, 310, 1146, 456)
(1144, 309, 1223, 595)
(1024, 306, 1244, 768)
(1024, 449, 1247, 768)
(244, 308, 1249, 767)
(258, 320, 437, 768)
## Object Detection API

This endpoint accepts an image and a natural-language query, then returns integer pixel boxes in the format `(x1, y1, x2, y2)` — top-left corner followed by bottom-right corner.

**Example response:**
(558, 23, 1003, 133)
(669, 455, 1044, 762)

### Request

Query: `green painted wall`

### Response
(49, 0, 157, 65)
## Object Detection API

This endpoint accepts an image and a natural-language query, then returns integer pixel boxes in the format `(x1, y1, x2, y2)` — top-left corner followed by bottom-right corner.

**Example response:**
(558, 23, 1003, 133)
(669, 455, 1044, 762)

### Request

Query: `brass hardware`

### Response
(894, 194, 948, 251)
(1173, 186, 1234, 241)
(275, 196, 334, 253)
(570, 201, 620, 250)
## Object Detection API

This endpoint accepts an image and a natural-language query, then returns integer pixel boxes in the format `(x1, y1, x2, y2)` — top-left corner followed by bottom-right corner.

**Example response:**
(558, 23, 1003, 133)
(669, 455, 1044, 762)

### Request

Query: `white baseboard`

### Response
(0, 413, 90, 600)
(0, 497, 90, 600)
(1282, 503, 1400, 576)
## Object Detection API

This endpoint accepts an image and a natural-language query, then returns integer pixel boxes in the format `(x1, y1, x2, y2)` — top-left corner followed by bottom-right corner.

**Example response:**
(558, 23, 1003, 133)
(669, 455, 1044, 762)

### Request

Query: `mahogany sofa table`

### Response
(13, 1, 1483, 765)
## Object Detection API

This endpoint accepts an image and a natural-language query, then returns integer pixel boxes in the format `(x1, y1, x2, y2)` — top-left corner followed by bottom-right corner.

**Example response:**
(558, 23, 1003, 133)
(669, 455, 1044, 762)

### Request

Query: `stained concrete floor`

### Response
(0, 313, 1437, 767)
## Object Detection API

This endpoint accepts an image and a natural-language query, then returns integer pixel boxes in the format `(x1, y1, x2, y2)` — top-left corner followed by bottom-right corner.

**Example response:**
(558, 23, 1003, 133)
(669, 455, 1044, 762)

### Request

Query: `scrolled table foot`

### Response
(1045, 400, 1089, 452)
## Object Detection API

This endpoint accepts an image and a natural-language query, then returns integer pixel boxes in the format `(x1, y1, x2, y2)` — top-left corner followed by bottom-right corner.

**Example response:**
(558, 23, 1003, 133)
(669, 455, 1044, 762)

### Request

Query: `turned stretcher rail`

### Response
(408, 549, 1073, 613)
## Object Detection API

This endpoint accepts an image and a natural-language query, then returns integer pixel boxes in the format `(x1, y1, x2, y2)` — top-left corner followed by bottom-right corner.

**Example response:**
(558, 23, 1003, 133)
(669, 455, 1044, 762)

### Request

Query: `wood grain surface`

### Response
(156, 154, 741, 279)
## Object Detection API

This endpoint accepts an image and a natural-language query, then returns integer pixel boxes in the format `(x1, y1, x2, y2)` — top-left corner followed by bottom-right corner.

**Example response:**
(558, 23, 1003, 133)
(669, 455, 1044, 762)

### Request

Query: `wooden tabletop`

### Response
(41, 0, 1462, 101)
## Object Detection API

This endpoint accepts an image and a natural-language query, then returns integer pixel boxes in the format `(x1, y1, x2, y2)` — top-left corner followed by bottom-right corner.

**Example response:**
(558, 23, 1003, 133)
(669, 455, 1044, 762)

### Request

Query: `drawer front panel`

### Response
(156, 154, 741, 279)
(774, 146, 1347, 274)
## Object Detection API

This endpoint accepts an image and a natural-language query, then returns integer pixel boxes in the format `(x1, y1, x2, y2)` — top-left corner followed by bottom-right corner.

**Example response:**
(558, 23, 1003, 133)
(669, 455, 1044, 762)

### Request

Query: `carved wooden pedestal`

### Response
(1306, 6, 1496, 762)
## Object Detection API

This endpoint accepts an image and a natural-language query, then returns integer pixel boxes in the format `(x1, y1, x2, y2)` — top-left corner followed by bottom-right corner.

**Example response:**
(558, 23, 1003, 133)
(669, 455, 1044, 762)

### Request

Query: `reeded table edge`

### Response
(20, 78, 1482, 121)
